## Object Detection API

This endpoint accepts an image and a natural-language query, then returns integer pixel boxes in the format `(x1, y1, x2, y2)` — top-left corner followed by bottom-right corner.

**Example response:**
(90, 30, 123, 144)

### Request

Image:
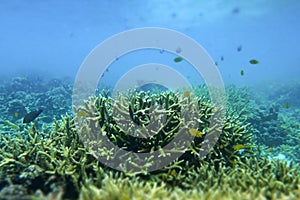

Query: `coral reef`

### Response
(197, 84, 300, 166)
(78, 158, 299, 200)
(0, 76, 72, 125)
(75, 90, 254, 172)
(0, 88, 299, 199)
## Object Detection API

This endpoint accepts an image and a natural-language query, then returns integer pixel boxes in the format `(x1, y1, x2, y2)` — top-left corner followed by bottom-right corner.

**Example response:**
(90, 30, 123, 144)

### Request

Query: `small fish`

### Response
(219, 144, 224, 149)
(232, 7, 240, 14)
(14, 112, 19, 118)
(249, 59, 259, 64)
(221, 56, 224, 61)
(183, 91, 190, 97)
(234, 144, 245, 151)
(170, 169, 176, 176)
(188, 128, 203, 138)
(237, 45, 242, 52)
(269, 147, 273, 151)
(174, 57, 183, 63)
(175, 47, 182, 53)
(2, 121, 18, 129)
(233, 159, 238, 165)
(11, 124, 19, 130)
(23, 109, 43, 123)
(285, 102, 289, 109)
(240, 70, 244, 76)
(76, 110, 88, 117)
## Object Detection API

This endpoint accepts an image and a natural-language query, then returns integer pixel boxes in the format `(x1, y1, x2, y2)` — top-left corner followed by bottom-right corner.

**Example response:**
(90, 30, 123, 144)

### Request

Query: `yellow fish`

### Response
(233, 159, 238, 165)
(14, 112, 19, 118)
(76, 110, 88, 117)
(3, 121, 9, 126)
(170, 169, 176, 176)
(183, 91, 190, 97)
(188, 128, 203, 138)
(285, 102, 289, 109)
(234, 144, 245, 151)
(219, 144, 224, 149)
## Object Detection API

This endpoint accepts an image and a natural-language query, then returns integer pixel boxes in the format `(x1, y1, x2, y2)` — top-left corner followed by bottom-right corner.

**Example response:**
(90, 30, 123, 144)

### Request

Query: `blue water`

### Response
(1, 0, 300, 86)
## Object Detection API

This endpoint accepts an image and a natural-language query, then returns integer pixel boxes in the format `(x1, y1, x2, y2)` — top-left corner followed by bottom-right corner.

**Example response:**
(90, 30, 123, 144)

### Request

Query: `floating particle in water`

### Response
(174, 57, 183, 63)
(159, 49, 165, 54)
(249, 59, 259, 64)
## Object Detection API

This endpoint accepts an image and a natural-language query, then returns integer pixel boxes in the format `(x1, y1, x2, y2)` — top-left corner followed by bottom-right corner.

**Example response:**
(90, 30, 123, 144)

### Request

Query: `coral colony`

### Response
(0, 82, 299, 199)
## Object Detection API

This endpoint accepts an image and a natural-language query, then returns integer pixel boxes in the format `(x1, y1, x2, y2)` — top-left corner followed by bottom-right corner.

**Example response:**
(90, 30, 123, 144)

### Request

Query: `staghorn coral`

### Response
(0, 89, 299, 199)
(0, 116, 95, 199)
(78, 158, 300, 200)
(75, 90, 254, 173)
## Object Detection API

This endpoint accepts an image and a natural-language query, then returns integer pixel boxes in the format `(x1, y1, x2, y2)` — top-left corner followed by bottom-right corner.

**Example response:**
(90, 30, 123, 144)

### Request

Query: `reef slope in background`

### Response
(0, 76, 299, 200)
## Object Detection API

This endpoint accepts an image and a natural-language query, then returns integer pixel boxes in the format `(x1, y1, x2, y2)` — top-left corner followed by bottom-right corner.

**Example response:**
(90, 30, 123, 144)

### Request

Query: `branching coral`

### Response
(78, 158, 299, 200)
(75, 90, 255, 173)
(0, 89, 299, 200)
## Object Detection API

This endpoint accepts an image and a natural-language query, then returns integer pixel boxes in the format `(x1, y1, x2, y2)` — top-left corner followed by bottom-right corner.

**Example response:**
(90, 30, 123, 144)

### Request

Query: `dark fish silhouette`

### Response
(23, 109, 43, 123)
(232, 7, 240, 14)
(240, 70, 245, 76)
(174, 57, 183, 63)
(249, 59, 259, 64)
(237, 45, 242, 52)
